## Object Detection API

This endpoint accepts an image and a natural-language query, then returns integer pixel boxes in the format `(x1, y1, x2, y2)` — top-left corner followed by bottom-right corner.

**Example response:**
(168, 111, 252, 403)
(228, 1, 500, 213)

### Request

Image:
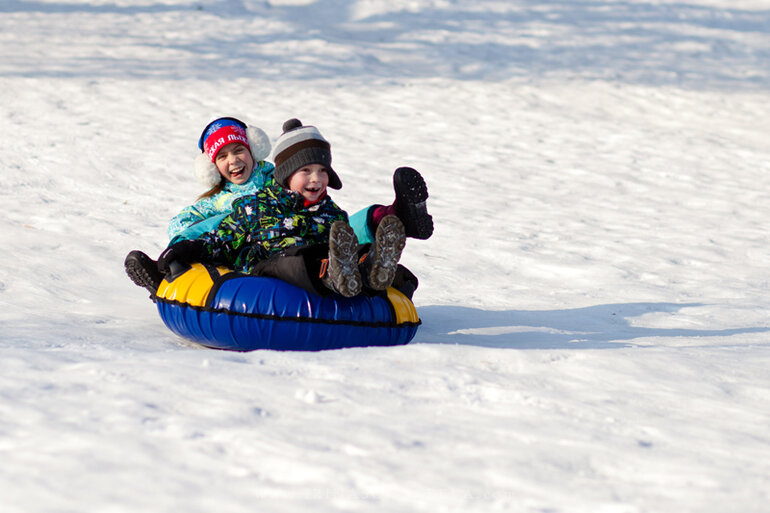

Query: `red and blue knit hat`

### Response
(199, 117, 251, 161)
(194, 116, 272, 187)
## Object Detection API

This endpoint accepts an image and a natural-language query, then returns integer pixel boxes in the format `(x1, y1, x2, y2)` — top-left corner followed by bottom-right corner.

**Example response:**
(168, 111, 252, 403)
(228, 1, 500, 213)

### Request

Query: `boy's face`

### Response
(288, 163, 329, 203)
(214, 143, 254, 185)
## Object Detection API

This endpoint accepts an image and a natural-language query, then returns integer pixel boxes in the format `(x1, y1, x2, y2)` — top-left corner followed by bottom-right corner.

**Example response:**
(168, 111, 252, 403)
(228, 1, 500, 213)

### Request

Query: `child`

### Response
(167, 117, 274, 242)
(125, 117, 272, 293)
(125, 116, 432, 295)
(158, 119, 407, 298)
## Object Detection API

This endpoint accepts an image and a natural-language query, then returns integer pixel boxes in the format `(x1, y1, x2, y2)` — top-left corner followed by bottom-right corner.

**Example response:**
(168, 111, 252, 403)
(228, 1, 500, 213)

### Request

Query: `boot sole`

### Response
(124, 250, 162, 295)
(394, 167, 433, 240)
(327, 223, 362, 297)
(367, 216, 406, 290)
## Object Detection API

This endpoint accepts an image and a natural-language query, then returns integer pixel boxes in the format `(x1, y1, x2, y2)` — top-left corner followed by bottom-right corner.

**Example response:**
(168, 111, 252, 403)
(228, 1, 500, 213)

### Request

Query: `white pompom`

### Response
(246, 125, 272, 162)
(194, 152, 222, 187)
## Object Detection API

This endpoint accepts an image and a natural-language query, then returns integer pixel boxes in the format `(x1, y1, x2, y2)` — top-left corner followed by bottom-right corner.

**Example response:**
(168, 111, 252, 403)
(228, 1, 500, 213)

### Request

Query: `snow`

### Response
(1, 0, 770, 511)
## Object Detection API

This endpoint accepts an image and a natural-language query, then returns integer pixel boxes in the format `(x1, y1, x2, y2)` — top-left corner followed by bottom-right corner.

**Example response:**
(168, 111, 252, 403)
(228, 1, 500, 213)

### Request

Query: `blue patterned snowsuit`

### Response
(198, 183, 347, 276)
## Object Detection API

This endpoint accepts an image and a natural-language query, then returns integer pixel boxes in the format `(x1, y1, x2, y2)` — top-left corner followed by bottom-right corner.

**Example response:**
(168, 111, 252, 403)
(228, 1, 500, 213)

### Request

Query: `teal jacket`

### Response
(167, 161, 275, 243)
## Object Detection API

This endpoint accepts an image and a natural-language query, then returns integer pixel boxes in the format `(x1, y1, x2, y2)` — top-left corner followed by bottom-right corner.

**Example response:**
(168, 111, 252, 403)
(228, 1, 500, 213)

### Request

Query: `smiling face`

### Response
(214, 142, 254, 185)
(287, 163, 330, 203)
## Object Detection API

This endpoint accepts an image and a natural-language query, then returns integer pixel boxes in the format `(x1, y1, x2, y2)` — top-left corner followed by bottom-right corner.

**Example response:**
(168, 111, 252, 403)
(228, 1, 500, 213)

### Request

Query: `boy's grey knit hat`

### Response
(271, 118, 342, 190)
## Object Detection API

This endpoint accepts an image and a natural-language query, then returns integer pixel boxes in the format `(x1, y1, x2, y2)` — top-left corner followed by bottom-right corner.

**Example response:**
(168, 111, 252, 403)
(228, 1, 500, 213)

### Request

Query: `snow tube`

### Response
(154, 263, 421, 351)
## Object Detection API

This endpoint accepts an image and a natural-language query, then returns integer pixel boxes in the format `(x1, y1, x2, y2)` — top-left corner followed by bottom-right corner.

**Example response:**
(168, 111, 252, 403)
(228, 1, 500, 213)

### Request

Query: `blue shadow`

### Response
(2, 0, 768, 90)
(414, 302, 770, 349)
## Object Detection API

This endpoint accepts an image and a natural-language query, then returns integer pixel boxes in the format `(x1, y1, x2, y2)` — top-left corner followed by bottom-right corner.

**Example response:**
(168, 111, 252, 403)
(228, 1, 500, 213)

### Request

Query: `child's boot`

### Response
(124, 250, 164, 295)
(322, 221, 362, 297)
(393, 166, 433, 240)
(360, 215, 406, 290)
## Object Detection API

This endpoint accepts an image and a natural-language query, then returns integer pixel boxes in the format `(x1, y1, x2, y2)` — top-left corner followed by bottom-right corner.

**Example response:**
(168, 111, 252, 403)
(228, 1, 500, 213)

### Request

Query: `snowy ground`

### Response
(1, 0, 770, 512)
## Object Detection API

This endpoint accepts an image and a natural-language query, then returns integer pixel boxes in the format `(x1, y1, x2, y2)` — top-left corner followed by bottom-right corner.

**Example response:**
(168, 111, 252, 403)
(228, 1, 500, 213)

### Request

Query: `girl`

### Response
(166, 117, 274, 243)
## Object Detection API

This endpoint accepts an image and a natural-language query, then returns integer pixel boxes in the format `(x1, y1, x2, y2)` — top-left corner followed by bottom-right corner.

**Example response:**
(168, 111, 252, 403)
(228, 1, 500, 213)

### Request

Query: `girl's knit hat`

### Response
(271, 118, 342, 190)
(194, 117, 271, 187)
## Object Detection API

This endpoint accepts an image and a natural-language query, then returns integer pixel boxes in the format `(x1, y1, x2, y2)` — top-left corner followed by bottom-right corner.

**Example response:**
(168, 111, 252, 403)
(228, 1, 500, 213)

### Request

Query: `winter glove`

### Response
(158, 240, 207, 274)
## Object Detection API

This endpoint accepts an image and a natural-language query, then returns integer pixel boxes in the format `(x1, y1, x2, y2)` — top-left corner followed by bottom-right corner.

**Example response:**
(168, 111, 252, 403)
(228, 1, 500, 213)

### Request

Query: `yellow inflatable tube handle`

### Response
(156, 263, 231, 308)
(386, 287, 420, 325)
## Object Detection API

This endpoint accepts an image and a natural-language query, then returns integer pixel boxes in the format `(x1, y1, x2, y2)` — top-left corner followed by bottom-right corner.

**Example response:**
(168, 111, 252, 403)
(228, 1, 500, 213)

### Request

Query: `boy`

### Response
(159, 119, 406, 298)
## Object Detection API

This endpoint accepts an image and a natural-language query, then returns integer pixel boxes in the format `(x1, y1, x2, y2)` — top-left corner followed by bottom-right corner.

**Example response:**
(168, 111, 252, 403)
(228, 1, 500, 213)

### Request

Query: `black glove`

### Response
(158, 240, 207, 274)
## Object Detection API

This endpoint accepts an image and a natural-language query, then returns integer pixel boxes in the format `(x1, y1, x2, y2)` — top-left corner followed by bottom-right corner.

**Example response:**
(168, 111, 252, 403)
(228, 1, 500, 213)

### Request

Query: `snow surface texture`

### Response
(1, 0, 770, 512)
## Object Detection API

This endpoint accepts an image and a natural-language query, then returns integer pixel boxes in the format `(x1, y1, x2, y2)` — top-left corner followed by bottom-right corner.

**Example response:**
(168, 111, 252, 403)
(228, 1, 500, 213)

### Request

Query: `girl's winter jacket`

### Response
(166, 161, 275, 242)
(198, 183, 348, 274)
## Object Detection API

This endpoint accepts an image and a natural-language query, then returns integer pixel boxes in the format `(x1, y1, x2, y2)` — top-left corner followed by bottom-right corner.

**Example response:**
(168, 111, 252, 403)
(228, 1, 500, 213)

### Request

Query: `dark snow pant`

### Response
(251, 244, 418, 299)
(250, 244, 330, 297)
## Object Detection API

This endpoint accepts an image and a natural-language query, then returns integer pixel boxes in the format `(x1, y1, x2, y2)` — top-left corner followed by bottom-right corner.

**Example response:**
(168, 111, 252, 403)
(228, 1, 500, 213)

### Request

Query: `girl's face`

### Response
(214, 143, 254, 185)
(288, 164, 329, 203)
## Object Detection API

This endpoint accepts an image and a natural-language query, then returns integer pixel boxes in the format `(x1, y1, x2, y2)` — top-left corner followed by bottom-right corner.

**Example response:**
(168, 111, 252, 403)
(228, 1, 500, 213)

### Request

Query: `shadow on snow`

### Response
(415, 302, 770, 349)
(2, 0, 768, 90)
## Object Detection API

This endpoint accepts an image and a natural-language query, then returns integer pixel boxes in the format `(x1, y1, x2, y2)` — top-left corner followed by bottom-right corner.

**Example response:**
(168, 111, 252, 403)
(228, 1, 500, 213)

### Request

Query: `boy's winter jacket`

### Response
(166, 161, 275, 242)
(198, 183, 348, 274)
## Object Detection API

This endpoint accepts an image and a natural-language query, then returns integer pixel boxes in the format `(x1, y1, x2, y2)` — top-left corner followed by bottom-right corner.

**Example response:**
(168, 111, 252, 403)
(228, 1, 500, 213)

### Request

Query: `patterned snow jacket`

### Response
(198, 183, 348, 274)
(167, 161, 275, 241)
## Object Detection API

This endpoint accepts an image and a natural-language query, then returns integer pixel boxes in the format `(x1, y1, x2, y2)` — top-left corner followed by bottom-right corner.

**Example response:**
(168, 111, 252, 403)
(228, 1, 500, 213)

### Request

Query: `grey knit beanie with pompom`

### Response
(270, 118, 342, 190)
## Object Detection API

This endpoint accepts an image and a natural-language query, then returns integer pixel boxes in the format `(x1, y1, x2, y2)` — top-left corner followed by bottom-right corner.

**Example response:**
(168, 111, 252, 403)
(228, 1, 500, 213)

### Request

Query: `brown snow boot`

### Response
(321, 221, 362, 297)
(360, 215, 406, 291)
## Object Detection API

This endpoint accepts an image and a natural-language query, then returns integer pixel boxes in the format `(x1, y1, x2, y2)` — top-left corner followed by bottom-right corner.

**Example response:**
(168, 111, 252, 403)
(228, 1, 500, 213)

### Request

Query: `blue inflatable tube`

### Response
(154, 263, 421, 351)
